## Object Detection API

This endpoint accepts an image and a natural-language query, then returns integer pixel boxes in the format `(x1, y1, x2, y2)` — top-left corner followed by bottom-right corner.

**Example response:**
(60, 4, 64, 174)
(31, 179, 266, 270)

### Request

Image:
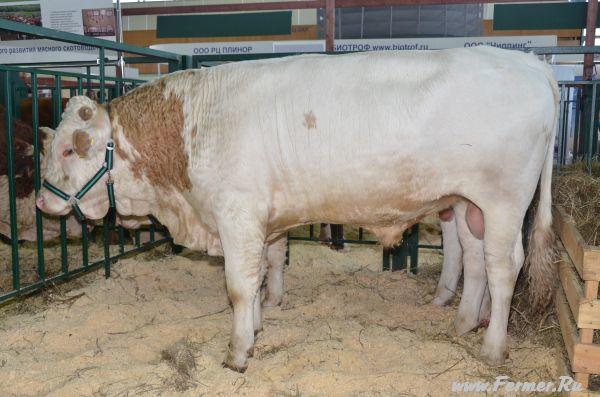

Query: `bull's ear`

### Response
(73, 129, 92, 158)
(39, 126, 55, 138)
(39, 127, 56, 155)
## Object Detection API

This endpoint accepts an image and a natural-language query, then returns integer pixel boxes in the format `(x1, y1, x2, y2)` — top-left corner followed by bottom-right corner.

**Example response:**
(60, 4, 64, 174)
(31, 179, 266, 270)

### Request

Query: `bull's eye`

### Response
(63, 148, 74, 157)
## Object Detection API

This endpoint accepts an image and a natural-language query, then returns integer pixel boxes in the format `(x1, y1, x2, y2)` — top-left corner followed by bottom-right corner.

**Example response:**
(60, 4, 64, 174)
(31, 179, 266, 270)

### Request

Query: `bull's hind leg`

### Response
(480, 210, 525, 365)
(263, 235, 287, 307)
(449, 202, 487, 335)
(433, 210, 462, 306)
(254, 252, 269, 335)
(218, 206, 267, 372)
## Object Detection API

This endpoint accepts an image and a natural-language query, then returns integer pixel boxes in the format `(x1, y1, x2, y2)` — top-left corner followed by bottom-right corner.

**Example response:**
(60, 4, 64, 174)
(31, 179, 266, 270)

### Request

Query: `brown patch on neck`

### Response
(73, 130, 92, 157)
(109, 81, 191, 191)
(303, 111, 317, 129)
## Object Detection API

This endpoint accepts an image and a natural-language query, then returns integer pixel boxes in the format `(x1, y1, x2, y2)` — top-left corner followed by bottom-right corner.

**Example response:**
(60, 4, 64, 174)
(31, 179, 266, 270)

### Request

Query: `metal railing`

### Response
(555, 80, 600, 174)
(0, 21, 184, 303)
(286, 224, 424, 273)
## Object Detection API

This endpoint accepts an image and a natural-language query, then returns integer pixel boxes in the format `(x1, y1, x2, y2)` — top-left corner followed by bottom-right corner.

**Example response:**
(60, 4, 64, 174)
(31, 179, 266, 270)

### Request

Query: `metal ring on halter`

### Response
(67, 196, 80, 206)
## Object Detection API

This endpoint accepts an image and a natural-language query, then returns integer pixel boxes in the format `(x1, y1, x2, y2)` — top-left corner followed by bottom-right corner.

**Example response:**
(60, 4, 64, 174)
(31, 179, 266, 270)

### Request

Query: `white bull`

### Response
(37, 46, 558, 372)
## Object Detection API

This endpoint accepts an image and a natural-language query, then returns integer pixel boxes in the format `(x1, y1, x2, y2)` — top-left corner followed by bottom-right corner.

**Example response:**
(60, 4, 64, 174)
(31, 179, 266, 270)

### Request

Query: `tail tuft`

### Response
(525, 216, 559, 309)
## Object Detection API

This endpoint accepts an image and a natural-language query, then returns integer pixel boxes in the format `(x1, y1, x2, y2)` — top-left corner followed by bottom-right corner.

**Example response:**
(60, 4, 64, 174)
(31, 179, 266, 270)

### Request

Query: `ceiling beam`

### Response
(584, 0, 598, 79)
(121, 0, 555, 16)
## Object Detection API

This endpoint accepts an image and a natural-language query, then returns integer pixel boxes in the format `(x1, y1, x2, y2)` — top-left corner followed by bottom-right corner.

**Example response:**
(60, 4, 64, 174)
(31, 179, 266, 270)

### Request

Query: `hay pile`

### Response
(553, 162, 600, 246)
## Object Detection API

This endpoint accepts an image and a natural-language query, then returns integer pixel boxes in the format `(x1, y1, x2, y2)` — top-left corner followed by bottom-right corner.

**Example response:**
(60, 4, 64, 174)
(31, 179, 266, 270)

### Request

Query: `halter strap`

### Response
(42, 140, 115, 221)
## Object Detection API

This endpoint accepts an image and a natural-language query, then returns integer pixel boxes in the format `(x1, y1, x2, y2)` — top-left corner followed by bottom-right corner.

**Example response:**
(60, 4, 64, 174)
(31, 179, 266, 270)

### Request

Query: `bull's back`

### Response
(178, 47, 557, 226)
(214, 48, 553, 169)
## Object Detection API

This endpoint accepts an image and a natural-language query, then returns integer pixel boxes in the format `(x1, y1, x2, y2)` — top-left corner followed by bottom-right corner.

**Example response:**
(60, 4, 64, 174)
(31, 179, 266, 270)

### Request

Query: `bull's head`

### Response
(36, 96, 113, 220)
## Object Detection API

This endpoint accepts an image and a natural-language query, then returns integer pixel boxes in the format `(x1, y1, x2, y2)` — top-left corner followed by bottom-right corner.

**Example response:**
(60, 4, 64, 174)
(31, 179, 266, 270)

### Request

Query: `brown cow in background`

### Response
(0, 104, 82, 240)
(19, 97, 69, 129)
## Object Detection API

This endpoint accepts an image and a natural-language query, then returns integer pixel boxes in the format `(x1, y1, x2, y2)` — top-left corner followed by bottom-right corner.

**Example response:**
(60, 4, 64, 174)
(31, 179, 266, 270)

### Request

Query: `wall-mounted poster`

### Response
(82, 7, 116, 37)
(41, 0, 115, 39)
(0, 0, 116, 63)
(0, 1, 41, 41)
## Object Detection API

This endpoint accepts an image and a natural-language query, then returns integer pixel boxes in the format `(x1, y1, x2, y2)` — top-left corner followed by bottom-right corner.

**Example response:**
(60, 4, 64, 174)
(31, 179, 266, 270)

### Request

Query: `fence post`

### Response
(577, 86, 599, 173)
(556, 85, 566, 173)
(4, 71, 20, 290)
(409, 224, 419, 274)
(80, 72, 90, 267)
(587, 83, 597, 173)
(31, 73, 45, 280)
(98, 47, 106, 103)
(181, 55, 194, 70)
(382, 248, 391, 271)
(53, 74, 69, 275)
(391, 243, 407, 271)
(168, 56, 185, 73)
(97, 47, 112, 278)
(330, 224, 344, 250)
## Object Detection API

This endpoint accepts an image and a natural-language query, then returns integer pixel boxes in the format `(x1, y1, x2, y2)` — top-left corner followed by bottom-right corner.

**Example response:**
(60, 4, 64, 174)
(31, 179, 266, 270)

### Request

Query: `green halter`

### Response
(42, 140, 116, 221)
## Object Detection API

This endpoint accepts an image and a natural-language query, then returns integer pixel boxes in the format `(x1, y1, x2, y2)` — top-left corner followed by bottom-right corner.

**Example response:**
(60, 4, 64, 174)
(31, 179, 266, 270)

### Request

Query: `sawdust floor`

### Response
(0, 240, 561, 396)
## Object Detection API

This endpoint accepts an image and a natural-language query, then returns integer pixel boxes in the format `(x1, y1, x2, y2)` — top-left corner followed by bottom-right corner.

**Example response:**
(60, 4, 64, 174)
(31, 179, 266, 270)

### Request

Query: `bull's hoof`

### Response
(222, 361, 247, 373)
(222, 354, 248, 373)
(431, 295, 452, 306)
(448, 318, 478, 337)
(262, 296, 282, 308)
(479, 345, 509, 366)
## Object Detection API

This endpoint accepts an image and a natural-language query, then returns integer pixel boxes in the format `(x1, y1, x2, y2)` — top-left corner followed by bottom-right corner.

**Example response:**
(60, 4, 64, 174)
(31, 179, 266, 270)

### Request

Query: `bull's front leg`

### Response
(218, 206, 267, 372)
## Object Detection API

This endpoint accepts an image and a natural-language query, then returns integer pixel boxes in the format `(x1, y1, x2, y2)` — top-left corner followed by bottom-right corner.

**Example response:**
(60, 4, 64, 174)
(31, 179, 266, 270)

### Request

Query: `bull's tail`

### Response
(525, 69, 559, 309)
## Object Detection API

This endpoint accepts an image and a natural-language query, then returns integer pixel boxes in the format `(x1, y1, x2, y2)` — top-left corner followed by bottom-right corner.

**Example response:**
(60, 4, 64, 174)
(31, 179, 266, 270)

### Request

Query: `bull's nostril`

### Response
(36, 196, 45, 209)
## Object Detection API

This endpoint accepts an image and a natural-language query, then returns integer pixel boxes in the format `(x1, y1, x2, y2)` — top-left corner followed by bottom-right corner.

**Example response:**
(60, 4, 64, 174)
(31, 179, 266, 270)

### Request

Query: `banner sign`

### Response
(151, 35, 558, 56)
(334, 35, 557, 52)
(0, 0, 115, 63)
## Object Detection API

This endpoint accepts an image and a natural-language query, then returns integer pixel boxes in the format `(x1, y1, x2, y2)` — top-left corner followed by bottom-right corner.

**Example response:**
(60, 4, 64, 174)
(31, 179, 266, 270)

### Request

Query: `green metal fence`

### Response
(0, 20, 185, 303)
(555, 80, 600, 174)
